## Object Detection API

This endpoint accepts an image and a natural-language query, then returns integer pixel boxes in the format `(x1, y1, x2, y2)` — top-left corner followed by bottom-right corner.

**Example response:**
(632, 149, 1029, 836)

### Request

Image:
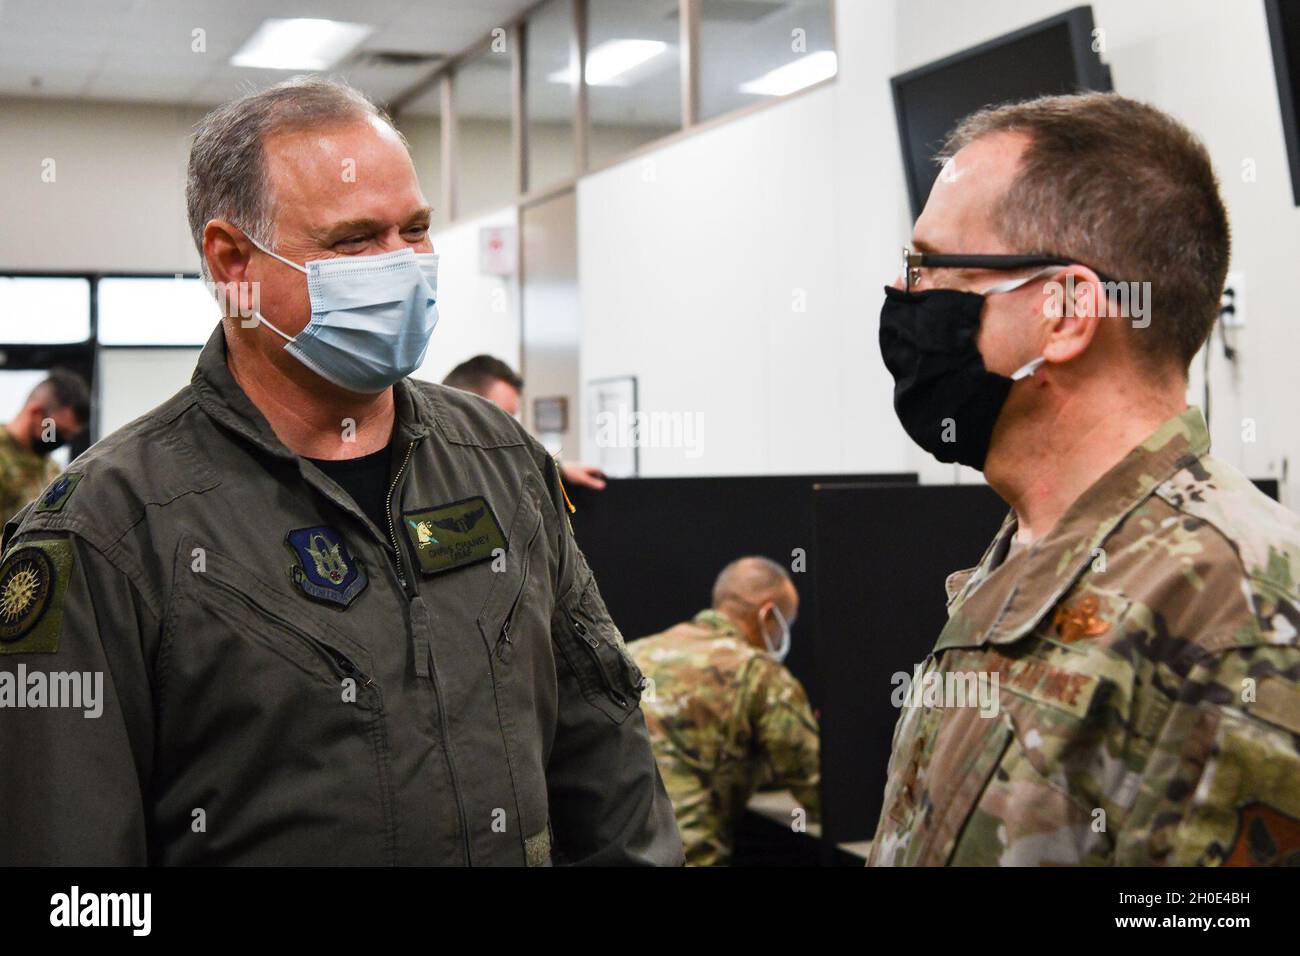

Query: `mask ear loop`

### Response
(242, 232, 309, 342)
(983, 265, 1063, 382)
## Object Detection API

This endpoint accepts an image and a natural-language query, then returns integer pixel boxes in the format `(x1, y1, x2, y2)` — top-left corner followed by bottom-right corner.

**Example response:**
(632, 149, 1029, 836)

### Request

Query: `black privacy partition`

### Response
(566, 473, 915, 710)
(812, 482, 1008, 853)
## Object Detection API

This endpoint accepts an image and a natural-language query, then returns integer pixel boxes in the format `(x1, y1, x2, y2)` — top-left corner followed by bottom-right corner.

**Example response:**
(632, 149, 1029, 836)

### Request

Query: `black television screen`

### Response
(892, 5, 1113, 219)
(1267, 0, 1300, 205)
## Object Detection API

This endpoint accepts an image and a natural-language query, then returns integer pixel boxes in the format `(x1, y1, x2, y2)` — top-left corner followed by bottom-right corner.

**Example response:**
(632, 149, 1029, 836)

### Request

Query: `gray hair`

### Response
(185, 75, 400, 277)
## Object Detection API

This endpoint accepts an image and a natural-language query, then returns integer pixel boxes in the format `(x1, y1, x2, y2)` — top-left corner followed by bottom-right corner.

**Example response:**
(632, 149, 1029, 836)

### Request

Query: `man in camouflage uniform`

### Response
(871, 93, 1300, 865)
(0, 371, 89, 524)
(630, 556, 820, 865)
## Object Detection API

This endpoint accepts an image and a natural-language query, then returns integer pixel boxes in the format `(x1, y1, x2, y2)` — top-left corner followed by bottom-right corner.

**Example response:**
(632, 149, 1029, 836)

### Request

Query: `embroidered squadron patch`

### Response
(0, 540, 74, 653)
(1223, 802, 1300, 866)
(35, 473, 82, 513)
(285, 527, 368, 609)
(403, 495, 507, 576)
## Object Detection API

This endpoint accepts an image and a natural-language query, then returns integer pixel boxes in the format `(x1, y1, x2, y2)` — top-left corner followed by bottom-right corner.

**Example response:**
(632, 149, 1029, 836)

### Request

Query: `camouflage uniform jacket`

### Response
(0, 428, 60, 526)
(630, 610, 821, 866)
(868, 407, 1300, 866)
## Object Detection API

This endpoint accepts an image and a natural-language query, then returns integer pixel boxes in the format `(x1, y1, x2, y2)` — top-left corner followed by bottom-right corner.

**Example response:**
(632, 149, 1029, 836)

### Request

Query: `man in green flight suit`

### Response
(0, 76, 681, 867)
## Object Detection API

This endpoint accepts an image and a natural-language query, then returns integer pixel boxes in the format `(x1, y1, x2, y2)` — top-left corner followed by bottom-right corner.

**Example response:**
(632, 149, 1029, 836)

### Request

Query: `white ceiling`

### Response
(0, 0, 536, 110)
(0, 0, 833, 126)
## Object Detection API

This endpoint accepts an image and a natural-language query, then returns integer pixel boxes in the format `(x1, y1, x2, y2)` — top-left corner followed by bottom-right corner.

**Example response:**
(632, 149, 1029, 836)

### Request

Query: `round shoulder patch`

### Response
(0, 546, 55, 642)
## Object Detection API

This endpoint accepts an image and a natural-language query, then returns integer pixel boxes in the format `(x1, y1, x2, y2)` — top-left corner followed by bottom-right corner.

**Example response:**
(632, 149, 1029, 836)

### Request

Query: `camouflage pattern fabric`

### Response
(630, 609, 821, 866)
(868, 407, 1300, 866)
(0, 429, 60, 526)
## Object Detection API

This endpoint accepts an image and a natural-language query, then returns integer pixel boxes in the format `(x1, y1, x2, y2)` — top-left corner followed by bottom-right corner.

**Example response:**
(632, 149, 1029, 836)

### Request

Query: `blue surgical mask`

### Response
(247, 237, 440, 394)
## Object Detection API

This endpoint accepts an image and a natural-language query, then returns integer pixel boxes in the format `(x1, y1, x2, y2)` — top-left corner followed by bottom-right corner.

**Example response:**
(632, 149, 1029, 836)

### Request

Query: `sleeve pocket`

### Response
(552, 574, 643, 724)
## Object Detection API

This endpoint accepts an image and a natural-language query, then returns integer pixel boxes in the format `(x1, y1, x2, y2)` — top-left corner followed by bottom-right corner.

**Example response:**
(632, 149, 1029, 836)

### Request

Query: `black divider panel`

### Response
(812, 482, 1008, 849)
(566, 473, 915, 710)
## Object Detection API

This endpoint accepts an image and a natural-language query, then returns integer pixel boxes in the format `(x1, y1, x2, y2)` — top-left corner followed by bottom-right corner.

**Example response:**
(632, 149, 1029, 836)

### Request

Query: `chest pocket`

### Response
(157, 536, 395, 865)
(872, 662, 1013, 866)
(876, 642, 1119, 866)
(477, 498, 546, 666)
(552, 553, 644, 725)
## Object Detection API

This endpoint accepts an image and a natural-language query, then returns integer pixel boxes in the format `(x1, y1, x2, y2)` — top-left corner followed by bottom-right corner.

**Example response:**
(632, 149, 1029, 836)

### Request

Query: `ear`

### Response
(1039, 264, 1104, 366)
(203, 219, 256, 300)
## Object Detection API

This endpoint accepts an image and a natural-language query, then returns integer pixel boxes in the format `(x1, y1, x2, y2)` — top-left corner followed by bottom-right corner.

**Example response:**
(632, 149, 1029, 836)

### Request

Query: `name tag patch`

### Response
(403, 496, 507, 575)
(985, 653, 1101, 719)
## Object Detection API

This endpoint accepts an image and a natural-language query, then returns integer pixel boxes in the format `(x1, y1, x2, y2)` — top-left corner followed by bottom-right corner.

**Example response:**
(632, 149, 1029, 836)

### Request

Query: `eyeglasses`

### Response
(901, 247, 1117, 294)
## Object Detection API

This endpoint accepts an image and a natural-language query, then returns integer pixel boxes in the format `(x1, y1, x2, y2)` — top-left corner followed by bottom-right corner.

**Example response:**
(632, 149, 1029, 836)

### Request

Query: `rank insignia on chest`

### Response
(1052, 595, 1111, 644)
(402, 495, 507, 575)
(285, 526, 368, 609)
(35, 473, 82, 513)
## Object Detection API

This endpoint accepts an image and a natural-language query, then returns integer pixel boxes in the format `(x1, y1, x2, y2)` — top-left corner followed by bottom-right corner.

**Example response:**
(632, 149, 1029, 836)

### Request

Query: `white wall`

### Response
(0, 98, 204, 274)
(97, 348, 201, 435)
(574, 0, 909, 476)
(412, 206, 520, 385)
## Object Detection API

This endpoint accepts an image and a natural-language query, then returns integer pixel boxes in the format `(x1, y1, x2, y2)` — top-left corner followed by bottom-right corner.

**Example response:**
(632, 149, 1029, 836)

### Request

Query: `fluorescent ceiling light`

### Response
(548, 39, 668, 86)
(738, 50, 838, 96)
(231, 18, 373, 71)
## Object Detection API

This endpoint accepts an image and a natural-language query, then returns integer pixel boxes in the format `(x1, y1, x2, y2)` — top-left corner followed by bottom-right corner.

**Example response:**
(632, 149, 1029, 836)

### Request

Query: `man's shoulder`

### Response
(1134, 453, 1300, 648)
(1155, 456, 1300, 581)
(410, 379, 535, 452)
(6, 384, 219, 552)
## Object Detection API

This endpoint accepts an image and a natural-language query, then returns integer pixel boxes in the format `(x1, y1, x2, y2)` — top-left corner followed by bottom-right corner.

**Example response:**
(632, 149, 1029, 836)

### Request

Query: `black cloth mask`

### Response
(31, 434, 67, 457)
(879, 285, 1035, 472)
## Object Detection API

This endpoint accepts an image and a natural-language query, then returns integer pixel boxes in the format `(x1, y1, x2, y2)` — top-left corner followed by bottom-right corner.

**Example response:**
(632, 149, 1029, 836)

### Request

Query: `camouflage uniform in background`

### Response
(630, 610, 821, 866)
(868, 407, 1300, 866)
(0, 429, 60, 526)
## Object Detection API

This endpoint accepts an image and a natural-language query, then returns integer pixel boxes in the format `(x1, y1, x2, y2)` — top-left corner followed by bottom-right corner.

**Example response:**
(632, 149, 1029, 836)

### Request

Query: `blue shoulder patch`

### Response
(285, 526, 368, 609)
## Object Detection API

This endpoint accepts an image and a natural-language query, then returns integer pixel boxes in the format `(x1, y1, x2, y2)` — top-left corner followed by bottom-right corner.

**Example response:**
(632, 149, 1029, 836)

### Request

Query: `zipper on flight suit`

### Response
(385, 437, 473, 865)
(206, 575, 379, 690)
(386, 440, 417, 591)
(569, 614, 630, 709)
(494, 517, 542, 663)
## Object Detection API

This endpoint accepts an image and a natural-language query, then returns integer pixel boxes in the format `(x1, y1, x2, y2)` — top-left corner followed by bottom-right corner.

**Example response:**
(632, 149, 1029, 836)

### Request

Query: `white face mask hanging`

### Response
(762, 605, 793, 663)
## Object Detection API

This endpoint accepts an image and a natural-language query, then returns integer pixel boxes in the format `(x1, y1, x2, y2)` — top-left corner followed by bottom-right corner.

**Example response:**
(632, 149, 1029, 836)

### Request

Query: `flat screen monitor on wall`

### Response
(891, 5, 1113, 219)
(1267, 0, 1300, 205)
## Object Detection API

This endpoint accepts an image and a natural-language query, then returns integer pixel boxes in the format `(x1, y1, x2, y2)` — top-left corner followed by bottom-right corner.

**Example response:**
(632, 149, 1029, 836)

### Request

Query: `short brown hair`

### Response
(442, 355, 523, 395)
(942, 92, 1230, 372)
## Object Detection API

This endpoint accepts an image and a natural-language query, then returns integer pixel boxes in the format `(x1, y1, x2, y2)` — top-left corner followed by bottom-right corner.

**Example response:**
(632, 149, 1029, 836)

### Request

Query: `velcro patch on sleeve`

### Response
(0, 539, 74, 654)
(35, 473, 82, 513)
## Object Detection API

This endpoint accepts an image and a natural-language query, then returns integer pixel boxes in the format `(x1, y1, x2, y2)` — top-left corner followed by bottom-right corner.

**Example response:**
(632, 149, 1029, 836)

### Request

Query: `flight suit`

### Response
(868, 407, 1300, 866)
(0, 427, 60, 526)
(0, 325, 683, 866)
(630, 610, 820, 866)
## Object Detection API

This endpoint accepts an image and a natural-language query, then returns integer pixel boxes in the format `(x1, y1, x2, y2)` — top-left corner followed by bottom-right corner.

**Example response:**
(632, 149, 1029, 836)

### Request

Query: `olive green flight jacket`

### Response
(0, 326, 683, 866)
